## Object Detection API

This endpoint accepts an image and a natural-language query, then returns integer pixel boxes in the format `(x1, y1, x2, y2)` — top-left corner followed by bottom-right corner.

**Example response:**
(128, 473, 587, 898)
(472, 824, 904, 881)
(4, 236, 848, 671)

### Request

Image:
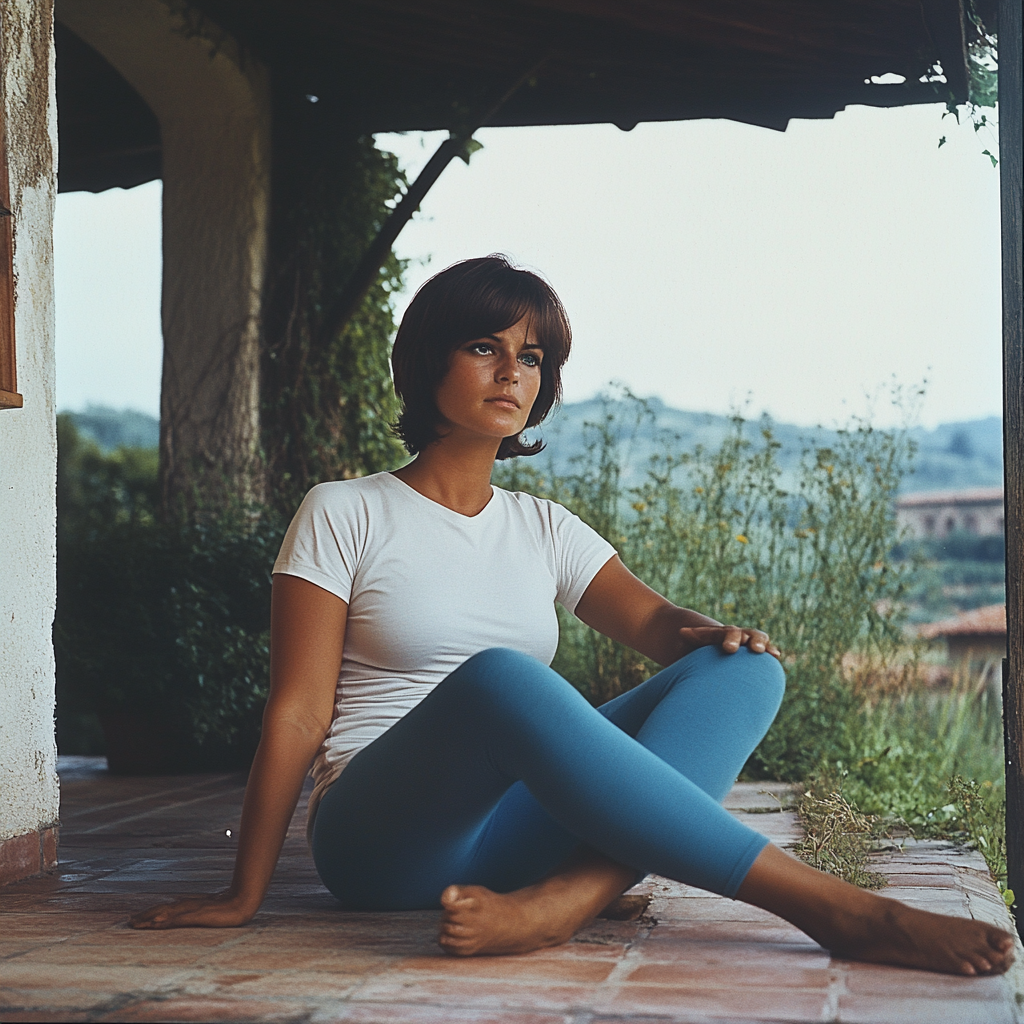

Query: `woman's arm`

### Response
(128, 574, 347, 928)
(574, 555, 779, 667)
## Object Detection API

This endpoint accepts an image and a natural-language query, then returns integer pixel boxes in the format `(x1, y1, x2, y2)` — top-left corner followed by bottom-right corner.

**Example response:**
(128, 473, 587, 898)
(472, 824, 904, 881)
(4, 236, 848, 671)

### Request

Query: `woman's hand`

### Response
(575, 556, 781, 667)
(679, 625, 780, 659)
(128, 890, 255, 930)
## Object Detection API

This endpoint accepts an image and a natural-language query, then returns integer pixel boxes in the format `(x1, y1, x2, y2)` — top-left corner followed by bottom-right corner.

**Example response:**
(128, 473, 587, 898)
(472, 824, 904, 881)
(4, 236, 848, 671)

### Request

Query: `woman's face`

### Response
(434, 317, 543, 444)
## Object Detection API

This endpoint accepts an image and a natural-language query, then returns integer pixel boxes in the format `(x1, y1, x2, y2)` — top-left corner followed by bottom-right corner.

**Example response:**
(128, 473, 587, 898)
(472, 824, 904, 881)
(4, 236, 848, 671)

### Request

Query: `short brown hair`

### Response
(391, 255, 571, 460)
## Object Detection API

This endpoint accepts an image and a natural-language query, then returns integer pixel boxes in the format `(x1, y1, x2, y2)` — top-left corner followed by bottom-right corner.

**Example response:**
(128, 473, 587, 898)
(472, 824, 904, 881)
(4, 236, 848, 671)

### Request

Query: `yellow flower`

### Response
(735, 534, 749, 544)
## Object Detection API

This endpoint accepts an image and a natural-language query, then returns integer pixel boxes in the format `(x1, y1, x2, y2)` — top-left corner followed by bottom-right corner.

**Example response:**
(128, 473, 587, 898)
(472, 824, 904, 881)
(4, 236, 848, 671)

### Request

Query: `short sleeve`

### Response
(550, 505, 617, 613)
(271, 483, 363, 603)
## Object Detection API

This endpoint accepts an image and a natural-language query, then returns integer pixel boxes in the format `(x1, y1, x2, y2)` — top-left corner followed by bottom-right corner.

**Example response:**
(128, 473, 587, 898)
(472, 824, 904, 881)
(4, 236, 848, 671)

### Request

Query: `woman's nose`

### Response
(496, 357, 519, 383)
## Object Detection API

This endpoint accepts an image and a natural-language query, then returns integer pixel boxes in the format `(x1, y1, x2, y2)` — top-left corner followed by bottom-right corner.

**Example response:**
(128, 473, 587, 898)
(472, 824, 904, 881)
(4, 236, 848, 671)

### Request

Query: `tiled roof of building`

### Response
(919, 603, 1007, 639)
(896, 487, 1004, 508)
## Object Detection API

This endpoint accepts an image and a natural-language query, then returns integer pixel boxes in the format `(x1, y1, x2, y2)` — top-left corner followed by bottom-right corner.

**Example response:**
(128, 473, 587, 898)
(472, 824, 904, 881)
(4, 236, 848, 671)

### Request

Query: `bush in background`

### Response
(56, 416, 283, 767)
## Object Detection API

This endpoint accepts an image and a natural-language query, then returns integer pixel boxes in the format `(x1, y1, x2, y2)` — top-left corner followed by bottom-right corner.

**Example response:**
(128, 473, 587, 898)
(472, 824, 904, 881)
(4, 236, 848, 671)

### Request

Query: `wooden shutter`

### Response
(0, 100, 21, 410)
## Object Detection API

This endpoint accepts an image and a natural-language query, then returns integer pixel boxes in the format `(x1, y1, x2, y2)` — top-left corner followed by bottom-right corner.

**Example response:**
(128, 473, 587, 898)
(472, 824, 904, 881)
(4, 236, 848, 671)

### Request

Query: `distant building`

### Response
(919, 603, 1007, 665)
(896, 488, 1004, 539)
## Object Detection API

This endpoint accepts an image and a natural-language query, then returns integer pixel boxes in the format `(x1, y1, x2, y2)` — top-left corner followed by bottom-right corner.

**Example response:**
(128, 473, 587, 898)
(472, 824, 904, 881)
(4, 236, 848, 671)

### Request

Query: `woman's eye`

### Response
(470, 343, 493, 355)
(519, 352, 541, 367)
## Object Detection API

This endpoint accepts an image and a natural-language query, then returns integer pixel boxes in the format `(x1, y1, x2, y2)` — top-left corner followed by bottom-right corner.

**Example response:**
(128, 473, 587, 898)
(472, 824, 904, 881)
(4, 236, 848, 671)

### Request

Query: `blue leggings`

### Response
(312, 645, 785, 910)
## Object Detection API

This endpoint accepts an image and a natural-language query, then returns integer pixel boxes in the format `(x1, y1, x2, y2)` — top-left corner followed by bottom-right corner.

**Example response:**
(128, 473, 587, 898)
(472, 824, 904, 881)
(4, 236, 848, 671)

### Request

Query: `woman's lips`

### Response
(486, 396, 521, 409)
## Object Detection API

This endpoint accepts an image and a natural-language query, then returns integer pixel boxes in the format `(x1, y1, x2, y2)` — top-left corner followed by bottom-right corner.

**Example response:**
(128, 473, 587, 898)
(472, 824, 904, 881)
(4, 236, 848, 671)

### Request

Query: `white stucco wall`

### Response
(0, 0, 59, 842)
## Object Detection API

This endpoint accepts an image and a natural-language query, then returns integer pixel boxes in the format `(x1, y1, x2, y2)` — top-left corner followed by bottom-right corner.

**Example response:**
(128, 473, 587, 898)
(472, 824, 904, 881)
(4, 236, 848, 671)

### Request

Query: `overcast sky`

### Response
(55, 100, 1002, 429)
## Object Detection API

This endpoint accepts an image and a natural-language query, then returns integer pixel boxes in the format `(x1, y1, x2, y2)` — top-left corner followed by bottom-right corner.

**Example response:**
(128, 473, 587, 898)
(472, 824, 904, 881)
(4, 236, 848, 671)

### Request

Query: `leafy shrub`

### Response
(56, 416, 284, 766)
(896, 531, 1006, 564)
(497, 394, 916, 779)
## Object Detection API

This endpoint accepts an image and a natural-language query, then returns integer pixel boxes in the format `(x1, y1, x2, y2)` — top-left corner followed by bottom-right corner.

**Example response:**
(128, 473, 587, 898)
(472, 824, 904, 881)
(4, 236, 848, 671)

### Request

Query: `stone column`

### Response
(56, 0, 270, 510)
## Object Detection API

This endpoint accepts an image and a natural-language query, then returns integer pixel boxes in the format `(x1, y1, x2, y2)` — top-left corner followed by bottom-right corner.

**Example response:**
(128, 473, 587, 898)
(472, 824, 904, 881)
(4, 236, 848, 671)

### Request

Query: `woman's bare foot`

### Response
(438, 850, 636, 956)
(824, 895, 1015, 976)
(738, 843, 1016, 976)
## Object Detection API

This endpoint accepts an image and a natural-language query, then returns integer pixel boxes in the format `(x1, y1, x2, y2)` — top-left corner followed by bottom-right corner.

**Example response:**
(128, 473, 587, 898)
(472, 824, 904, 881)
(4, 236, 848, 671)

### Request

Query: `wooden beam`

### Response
(1001, 0, 1024, 918)
(921, 0, 971, 104)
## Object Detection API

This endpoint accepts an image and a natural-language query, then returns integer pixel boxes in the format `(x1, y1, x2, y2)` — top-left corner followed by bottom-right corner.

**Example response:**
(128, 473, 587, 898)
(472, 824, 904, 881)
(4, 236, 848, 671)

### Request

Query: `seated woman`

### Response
(131, 255, 1013, 976)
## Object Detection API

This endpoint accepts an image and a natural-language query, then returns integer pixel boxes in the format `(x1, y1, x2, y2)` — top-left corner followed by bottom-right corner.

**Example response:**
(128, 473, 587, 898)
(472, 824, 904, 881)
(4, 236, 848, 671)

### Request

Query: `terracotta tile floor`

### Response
(1, 757, 1022, 1023)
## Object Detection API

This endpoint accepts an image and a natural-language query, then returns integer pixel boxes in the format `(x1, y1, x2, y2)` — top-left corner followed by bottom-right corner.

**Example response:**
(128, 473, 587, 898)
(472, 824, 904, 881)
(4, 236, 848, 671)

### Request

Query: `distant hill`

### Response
(63, 405, 159, 451)
(905, 417, 1003, 493)
(530, 398, 1003, 495)
(63, 400, 1002, 495)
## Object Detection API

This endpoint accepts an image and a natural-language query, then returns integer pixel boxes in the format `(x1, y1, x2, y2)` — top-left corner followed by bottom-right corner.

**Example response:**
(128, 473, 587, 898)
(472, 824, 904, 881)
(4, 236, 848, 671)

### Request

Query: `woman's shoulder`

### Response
(308, 472, 394, 497)
(299, 473, 395, 515)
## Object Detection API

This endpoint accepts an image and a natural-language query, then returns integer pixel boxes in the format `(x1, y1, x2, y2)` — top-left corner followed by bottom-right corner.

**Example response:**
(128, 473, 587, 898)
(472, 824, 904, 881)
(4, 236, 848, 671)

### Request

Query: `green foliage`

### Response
(261, 117, 409, 515)
(942, 19, 999, 163)
(56, 416, 283, 765)
(496, 394, 916, 778)
(965, 14, 998, 110)
(821, 675, 1007, 886)
(902, 559, 1005, 623)
(948, 775, 1008, 896)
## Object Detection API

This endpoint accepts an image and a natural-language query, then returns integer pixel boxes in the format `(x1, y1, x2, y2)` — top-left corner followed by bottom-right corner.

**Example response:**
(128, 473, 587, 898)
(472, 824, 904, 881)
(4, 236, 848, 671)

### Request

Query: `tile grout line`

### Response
(73, 785, 249, 835)
(820, 964, 845, 1022)
(59, 774, 243, 822)
(588, 911, 659, 1012)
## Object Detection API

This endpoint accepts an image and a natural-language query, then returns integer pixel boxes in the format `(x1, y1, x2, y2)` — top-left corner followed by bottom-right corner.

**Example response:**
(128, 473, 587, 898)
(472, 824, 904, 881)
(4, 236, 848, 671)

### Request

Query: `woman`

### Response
(131, 256, 1013, 975)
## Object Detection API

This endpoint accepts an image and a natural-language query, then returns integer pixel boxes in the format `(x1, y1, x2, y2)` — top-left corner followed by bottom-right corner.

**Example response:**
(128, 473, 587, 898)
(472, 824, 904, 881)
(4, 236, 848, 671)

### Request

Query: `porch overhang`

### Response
(57, 0, 994, 194)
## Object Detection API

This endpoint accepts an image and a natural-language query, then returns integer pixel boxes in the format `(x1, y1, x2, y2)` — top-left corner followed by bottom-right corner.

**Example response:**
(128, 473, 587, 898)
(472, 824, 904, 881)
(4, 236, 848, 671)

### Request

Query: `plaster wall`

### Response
(0, 0, 59, 843)
(55, 0, 270, 505)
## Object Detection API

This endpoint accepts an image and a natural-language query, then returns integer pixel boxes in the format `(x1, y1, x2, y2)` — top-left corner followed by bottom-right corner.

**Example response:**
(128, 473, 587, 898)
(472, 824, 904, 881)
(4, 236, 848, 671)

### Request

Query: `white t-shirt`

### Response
(271, 471, 617, 828)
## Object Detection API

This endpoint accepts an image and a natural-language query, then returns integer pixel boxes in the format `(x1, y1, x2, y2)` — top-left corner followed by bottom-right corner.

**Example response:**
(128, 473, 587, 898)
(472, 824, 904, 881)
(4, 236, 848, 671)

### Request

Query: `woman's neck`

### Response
(392, 435, 501, 517)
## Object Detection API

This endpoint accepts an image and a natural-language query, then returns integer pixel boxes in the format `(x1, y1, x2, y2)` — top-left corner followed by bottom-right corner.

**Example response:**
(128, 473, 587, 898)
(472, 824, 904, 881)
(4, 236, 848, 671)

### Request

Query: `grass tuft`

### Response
(796, 772, 890, 889)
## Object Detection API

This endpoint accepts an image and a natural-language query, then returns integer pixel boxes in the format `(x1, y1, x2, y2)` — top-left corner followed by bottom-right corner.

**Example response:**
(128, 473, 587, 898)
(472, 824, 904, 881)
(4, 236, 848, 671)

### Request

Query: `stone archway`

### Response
(55, 0, 270, 509)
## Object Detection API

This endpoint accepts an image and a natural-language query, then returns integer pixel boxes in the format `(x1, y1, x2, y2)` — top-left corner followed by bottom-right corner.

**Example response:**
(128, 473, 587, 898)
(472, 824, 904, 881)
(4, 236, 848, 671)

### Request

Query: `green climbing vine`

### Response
(939, 8, 998, 164)
(261, 97, 410, 515)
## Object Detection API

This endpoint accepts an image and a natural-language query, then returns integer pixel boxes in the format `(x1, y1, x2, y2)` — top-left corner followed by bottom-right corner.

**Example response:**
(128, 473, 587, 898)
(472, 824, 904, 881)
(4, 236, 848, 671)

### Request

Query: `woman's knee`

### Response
(732, 648, 786, 720)
(679, 645, 785, 709)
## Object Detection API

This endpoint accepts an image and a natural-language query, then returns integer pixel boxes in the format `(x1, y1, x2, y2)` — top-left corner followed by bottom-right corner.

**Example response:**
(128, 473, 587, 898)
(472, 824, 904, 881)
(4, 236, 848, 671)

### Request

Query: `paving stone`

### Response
(174, 967, 369, 998)
(95, 995, 316, 1022)
(836, 992, 1016, 1023)
(722, 782, 797, 812)
(0, 1011, 96, 1023)
(841, 961, 1010, 999)
(596, 982, 831, 1020)
(387, 953, 618, 982)
(312, 1006, 573, 1024)
(622, 961, 833, 988)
